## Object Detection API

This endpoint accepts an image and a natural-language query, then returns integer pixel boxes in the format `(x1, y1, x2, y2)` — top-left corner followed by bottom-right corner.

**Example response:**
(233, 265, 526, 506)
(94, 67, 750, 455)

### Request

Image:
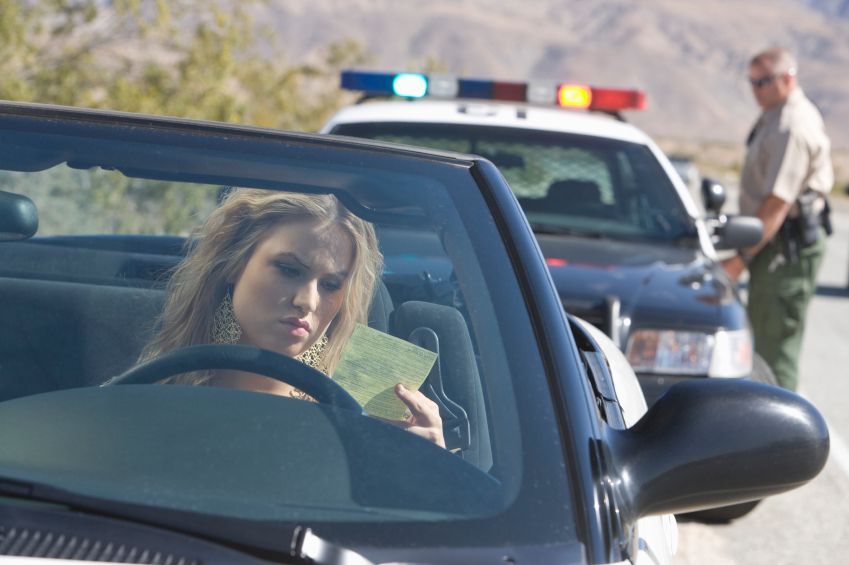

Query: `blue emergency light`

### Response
(340, 70, 647, 111)
(341, 70, 429, 98)
(392, 73, 428, 98)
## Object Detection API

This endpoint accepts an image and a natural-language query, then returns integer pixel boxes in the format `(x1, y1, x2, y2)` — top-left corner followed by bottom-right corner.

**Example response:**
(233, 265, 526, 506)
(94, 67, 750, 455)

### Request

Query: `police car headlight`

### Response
(625, 329, 752, 378)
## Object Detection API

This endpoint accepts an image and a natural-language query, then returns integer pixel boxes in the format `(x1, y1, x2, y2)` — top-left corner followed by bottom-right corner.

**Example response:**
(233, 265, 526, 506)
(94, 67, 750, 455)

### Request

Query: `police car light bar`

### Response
(340, 70, 647, 111)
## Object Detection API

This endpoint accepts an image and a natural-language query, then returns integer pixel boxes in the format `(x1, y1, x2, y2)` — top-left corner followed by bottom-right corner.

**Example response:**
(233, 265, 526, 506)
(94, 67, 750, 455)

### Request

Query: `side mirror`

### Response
(714, 215, 763, 250)
(0, 191, 38, 241)
(608, 379, 829, 521)
(701, 177, 726, 214)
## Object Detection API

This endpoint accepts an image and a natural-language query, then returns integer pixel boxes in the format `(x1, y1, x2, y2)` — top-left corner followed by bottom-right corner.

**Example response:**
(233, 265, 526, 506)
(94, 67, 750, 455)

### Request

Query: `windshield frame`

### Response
(0, 102, 585, 556)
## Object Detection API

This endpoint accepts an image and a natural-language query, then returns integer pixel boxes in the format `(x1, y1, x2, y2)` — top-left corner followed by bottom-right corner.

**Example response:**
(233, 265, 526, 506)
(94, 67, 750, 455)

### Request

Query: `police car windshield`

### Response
(333, 123, 697, 243)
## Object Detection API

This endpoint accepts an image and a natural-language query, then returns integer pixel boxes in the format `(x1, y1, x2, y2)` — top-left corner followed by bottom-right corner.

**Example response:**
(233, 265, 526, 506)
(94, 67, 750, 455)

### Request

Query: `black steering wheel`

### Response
(104, 344, 363, 413)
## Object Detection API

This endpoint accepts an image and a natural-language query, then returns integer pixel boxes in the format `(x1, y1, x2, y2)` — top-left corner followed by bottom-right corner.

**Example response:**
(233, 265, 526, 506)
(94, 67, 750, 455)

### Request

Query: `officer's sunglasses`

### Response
(749, 74, 779, 88)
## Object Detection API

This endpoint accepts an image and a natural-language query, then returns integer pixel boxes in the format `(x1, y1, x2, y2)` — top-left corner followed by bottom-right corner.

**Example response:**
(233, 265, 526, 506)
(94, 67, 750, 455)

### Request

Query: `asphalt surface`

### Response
(675, 196, 849, 564)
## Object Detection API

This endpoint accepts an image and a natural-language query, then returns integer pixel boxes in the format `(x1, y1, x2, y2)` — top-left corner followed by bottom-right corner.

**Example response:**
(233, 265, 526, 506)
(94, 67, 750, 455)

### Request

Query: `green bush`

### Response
(0, 0, 368, 234)
(0, 0, 366, 129)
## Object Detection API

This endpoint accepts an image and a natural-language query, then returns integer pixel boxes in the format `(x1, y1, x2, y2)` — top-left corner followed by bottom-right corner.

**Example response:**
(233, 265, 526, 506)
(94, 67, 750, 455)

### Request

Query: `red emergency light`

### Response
(587, 87, 647, 111)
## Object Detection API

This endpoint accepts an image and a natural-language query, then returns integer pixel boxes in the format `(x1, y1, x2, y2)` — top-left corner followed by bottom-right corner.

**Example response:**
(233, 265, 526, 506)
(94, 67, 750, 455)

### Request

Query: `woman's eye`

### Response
(321, 279, 342, 292)
(275, 263, 300, 278)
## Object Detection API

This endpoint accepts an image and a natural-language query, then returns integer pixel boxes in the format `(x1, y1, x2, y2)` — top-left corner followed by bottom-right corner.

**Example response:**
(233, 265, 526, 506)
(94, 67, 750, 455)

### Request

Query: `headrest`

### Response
(546, 179, 602, 206)
(367, 278, 394, 332)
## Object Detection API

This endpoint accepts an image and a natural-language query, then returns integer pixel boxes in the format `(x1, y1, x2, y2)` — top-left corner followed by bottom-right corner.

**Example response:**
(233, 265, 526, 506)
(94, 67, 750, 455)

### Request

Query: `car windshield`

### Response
(0, 107, 576, 556)
(332, 122, 698, 243)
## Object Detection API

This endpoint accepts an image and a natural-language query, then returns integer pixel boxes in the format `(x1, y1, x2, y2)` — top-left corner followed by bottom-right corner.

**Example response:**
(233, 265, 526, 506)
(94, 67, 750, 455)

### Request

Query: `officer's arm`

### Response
(746, 124, 807, 256)
(723, 195, 791, 281)
(725, 127, 805, 278)
(746, 194, 793, 256)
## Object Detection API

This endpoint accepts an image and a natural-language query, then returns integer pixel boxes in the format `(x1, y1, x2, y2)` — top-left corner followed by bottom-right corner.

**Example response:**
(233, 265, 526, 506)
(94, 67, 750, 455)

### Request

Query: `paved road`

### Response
(675, 196, 849, 564)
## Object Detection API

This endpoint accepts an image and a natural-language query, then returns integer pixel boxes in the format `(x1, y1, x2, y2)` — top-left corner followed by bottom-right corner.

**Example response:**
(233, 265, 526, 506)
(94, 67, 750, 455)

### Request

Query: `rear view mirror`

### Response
(0, 191, 38, 241)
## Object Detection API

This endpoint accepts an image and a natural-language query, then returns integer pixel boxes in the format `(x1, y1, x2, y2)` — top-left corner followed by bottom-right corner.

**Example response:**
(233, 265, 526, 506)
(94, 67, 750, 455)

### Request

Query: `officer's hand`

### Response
(721, 255, 746, 282)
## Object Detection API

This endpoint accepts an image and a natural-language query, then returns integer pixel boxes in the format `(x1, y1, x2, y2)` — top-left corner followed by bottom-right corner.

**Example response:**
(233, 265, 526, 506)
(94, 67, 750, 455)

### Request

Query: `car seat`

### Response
(519, 178, 611, 218)
(0, 277, 165, 401)
(548, 179, 597, 209)
(367, 276, 394, 333)
(390, 300, 492, 471)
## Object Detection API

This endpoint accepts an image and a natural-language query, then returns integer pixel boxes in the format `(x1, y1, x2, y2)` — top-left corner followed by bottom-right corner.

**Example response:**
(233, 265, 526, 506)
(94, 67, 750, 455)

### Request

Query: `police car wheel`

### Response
(751, 353, 778, 386)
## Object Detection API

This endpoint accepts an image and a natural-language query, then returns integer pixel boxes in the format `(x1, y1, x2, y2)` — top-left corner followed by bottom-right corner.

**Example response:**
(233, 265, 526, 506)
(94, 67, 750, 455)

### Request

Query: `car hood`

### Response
(536, 234, 739, 334)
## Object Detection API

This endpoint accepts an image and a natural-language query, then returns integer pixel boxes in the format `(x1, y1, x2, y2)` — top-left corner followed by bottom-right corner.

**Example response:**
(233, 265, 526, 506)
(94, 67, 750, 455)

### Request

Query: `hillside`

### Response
(257, 0, 849, 155)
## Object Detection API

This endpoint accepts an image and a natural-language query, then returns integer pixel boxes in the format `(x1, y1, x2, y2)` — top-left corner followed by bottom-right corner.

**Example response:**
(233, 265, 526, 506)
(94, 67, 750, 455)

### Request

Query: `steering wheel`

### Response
(103, 344, 363, 413)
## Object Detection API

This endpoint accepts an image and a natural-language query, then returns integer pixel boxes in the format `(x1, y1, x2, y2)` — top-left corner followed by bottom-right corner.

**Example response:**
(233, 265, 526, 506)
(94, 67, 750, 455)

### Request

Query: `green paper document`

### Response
(332, 324, 437, 420)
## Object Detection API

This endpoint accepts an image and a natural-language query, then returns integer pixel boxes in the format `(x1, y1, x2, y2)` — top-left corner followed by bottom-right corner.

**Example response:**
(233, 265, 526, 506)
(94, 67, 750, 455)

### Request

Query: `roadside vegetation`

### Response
(0, 0, 366, 129)
(0, 0, 368, 234)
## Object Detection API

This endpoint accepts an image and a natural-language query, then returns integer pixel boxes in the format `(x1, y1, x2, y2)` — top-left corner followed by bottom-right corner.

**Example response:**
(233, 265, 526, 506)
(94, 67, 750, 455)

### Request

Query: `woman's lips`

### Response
(280, 318, 310, 337)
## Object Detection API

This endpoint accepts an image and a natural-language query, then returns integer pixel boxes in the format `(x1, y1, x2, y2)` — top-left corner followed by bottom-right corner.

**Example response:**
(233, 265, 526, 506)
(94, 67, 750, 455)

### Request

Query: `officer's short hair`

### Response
(750, 48, 798, 77)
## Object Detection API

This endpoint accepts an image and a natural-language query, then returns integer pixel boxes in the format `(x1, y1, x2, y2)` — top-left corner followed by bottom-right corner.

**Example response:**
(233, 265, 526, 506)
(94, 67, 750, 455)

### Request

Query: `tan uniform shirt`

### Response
(740, 87, 833, 217)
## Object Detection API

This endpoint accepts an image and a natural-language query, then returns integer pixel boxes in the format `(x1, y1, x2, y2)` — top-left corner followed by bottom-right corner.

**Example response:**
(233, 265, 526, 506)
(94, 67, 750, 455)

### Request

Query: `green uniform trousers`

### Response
(747, 228, 825, 391)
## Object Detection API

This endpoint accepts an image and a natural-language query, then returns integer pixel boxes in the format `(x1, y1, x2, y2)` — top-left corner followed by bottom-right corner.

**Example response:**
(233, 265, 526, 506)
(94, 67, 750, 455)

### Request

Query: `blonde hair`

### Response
(141, 189, 383, 380)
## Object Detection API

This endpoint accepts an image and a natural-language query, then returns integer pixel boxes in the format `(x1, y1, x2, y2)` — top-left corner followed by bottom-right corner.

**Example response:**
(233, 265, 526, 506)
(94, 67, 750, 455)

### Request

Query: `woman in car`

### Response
(140, 188, 445, 447)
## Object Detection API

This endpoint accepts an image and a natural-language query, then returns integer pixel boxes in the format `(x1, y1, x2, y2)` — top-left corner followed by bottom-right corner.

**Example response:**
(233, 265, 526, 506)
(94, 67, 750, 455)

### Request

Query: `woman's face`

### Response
(230, 217, 354, 358)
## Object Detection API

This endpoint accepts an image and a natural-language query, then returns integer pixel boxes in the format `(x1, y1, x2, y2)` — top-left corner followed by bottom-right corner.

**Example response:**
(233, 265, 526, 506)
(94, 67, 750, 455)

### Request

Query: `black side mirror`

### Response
(609, 379, 829, 521)
(0, 191, 38, 241)
(714, 215, 763, 250)
(701, 178, 726, 214)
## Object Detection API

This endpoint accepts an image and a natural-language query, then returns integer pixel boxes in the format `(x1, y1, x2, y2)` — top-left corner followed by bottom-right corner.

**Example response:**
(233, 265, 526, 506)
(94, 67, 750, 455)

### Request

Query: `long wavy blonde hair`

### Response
(141, 189, 383, 380)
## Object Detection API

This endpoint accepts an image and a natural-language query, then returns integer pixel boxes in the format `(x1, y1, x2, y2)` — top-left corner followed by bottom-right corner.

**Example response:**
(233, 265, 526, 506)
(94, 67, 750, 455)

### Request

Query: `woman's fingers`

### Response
(394, 384, 440, 425)
(394, 384, 446, 448)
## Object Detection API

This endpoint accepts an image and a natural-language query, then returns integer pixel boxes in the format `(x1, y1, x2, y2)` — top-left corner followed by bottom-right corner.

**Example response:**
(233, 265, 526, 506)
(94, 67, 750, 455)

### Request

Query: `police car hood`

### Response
(536, 234, 737, 330)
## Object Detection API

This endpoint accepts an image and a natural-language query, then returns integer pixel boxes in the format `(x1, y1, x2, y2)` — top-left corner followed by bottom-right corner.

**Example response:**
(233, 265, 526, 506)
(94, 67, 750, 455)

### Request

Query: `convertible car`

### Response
(0, 101, 829, 564)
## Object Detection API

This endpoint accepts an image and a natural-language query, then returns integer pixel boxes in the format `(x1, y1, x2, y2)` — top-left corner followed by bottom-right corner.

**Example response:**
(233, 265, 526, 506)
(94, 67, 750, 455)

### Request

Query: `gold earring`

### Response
(296, 335, 329, 373)
(212, 287, 242, 344)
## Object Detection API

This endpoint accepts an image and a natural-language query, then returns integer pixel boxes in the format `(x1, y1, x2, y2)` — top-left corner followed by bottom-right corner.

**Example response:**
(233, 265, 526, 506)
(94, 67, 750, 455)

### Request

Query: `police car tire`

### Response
(751, 353, 778, 386)
(678, 355, 777, 523)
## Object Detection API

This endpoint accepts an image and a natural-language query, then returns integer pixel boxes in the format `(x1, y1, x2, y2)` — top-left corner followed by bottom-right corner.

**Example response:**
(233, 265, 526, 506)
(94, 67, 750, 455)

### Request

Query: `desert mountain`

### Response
(258, 0, 849, 150)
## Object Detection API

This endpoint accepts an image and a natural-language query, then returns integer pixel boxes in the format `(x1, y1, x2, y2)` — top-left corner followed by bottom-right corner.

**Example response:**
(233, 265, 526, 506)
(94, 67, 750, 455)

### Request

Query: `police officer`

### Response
(722, 47, 833, 391)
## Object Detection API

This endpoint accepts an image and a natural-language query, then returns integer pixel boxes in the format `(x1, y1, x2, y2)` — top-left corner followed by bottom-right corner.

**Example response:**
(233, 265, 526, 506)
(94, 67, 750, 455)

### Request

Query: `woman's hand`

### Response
(394, 384, 446, 449)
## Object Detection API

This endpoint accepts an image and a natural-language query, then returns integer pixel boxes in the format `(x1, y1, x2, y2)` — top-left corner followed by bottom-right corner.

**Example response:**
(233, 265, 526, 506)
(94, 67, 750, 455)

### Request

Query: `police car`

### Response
(321, 72, 777, 521)
(322, 70, 773, 402)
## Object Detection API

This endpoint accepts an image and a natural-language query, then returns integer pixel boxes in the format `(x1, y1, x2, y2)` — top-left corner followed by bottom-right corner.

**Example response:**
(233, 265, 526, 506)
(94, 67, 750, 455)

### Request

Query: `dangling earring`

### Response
(296, 334, 329, 374)
(288, 336, 330, 402)
(212, 286, 242, 344)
